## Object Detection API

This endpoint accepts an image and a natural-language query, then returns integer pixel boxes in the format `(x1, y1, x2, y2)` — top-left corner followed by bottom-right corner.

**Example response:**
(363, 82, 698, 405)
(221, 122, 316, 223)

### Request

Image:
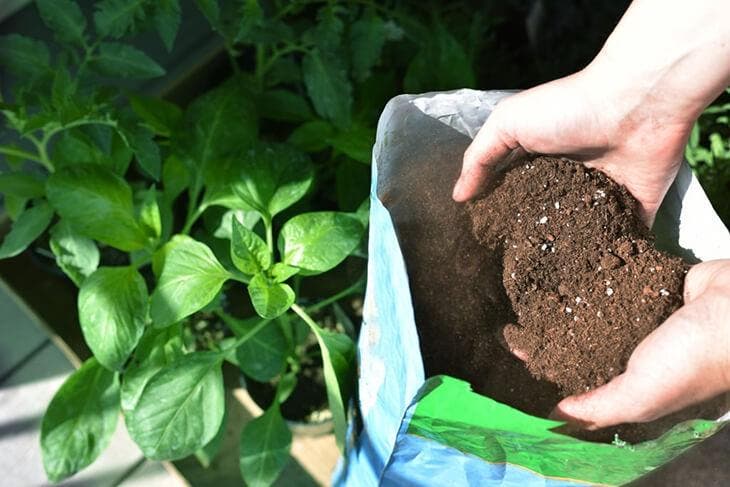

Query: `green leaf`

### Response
(276, 371, 297, 404)
(51, 67, 78, 115)
(37, 0, 86, 46)
(154, 0, 181, 52)
(0, 202, 54, 259)
(130, 94, 182, 137)
(127, 127, 161, 179)
(162, 155, 190, 202)
(4, 195, 27, 221)
(41, 358, 119, 482)
(231, 217, 270, 275)
(234, 0, 264, 43)
(54, 129, 133, 175)
(258, 90, 313, 122)
(304, 6, 343, 52)
(0, 34, 50, 79)
(121, 324, 184, 412)
(327, 125, 375, 164)
(302, 49, 352, 128)
(0, 172, 46, 199)
(269, 263, 299, 283)
(248, 273, 295, 319)
(150, 237, 230, 326)
(49, 220, 100, 286)
(213, 209, 260, 240)
(195, 407, 227, 468)
(46, 165, 149, 251)
(126, 352, 225, 460)
(287, 120, 335, 152)
(194, 0, 221, 32)
(138, 187, 162, 239)
(151, 234, 194, 279)
(94, 42, 165, 79)
(278, 212, 364, 275)
(79, 267, 148, 371)
(309, 325, 354, 450)
(227, 315, 288, 382)
(349, 12, 387, 82)
(94, 0, 150, 38)
(231, 143, 313, 218)
(239, 405, 292, 487)
(180, 76, 258, 174)
(404, 23, 475, 92)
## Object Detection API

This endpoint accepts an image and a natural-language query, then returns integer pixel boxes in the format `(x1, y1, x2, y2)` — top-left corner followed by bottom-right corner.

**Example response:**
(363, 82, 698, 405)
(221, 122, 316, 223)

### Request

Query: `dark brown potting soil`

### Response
(467, 156, 686, 397)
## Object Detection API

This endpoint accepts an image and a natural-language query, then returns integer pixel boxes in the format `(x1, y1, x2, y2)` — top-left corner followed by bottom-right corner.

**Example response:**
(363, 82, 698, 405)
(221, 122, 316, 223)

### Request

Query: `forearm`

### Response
(586, 0, 730, 125)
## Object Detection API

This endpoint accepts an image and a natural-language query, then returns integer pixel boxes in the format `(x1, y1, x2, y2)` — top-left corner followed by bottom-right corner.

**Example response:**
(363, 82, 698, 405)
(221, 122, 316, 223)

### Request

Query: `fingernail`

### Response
(452, 179, 463, 200)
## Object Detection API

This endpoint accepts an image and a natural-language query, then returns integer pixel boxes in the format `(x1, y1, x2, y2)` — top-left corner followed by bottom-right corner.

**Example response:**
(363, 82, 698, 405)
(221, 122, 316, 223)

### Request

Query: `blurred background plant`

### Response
(685, 88, 730, 227)
(0, 0, 728, 485)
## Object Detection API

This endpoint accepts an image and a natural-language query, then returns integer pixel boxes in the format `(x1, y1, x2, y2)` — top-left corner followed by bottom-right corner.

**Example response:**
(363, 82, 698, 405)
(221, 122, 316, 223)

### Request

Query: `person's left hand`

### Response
(550, 259, 730, 429)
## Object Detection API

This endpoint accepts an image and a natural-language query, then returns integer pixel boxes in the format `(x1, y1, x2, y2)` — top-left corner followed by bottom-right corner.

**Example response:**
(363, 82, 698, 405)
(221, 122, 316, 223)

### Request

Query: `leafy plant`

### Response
(685, 88, 730, 227)
(0, 0, 479, 485)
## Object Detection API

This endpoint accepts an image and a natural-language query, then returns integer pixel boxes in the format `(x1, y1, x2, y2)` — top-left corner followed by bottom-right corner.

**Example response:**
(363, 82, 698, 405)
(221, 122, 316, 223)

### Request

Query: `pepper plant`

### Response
(0, 0, 480, 484)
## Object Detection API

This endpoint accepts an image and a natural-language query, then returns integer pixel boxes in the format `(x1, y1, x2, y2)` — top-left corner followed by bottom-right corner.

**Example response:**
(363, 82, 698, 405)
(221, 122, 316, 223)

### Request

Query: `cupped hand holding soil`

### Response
(467, 156, 728, 441)
(469, 156, 686, 396)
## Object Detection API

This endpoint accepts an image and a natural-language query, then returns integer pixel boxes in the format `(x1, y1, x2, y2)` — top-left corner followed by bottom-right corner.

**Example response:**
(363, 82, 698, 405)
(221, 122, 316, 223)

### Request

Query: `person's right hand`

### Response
(452, 61, 694, 226)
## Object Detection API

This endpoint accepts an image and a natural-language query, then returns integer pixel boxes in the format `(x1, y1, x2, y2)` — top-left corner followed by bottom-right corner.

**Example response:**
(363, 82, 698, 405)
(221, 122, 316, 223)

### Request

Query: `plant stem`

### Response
(291, 303, 319, 332)
(218, 314, 272, 352)
(182, 204, 206, 235)
(264, 216, 274, 255)
(305, 275, 366, 314)
(258, 43, 309, 77)
(0, 145, 43, 164)
(26, 135, 54, 172)
(131, 252, 152, 270)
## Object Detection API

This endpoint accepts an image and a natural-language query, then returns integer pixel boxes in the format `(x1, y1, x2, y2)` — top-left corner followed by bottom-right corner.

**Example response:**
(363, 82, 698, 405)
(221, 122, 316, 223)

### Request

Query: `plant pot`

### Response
(240, 367, 334, 438)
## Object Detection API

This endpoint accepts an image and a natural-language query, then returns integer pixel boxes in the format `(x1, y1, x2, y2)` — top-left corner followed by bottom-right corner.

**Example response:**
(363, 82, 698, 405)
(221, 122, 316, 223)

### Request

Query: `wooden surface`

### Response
(0, 279, 185, 487)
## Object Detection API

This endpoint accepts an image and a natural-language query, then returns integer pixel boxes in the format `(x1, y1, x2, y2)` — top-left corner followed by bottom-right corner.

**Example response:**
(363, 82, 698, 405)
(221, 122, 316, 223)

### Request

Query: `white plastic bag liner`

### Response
(335, 89, 730, 486)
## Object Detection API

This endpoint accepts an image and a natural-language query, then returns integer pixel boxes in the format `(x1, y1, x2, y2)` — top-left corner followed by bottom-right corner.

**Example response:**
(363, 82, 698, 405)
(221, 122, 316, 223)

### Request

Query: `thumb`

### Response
(452, 107, 520, 202)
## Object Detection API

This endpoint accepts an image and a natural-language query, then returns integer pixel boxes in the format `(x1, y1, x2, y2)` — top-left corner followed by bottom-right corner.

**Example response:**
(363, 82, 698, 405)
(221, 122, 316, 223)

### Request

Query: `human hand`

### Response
(550, 259, 730, 430)
(452, 63, 693, 226)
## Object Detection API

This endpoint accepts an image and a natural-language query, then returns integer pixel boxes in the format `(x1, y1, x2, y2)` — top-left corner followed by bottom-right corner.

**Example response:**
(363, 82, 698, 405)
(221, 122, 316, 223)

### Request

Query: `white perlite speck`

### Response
(554, 201, 560, 209)
(606, 287, 614, 296)
(659, 288, 670, 296)
(538, 216, 548, 224)
(565, 307, 573, 314)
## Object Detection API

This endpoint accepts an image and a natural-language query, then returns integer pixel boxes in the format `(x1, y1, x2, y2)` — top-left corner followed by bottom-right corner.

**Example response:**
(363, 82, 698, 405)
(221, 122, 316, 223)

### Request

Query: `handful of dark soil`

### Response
(467, 156, 687, 397)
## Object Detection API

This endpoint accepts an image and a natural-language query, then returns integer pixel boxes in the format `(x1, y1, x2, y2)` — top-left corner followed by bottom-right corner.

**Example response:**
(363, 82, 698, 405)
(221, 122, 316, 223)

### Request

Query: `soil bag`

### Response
(335, 90, 730, 486)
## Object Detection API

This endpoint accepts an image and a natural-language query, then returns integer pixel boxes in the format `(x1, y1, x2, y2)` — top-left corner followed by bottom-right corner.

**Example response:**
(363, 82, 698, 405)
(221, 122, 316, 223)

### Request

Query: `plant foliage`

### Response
(0, 0, 488, 484)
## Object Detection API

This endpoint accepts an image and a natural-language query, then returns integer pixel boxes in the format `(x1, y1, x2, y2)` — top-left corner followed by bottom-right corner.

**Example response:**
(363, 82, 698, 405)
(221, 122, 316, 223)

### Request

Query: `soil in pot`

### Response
(245, 350, 332, 429)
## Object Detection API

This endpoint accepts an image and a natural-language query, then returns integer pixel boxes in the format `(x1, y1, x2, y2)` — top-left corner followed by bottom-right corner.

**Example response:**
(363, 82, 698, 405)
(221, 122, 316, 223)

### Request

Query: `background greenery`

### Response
(0, 0, 728, 485)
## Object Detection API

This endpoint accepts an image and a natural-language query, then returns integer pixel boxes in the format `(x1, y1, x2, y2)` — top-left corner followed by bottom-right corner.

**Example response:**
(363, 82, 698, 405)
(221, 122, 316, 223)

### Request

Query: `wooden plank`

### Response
(0, 278, 48, 378)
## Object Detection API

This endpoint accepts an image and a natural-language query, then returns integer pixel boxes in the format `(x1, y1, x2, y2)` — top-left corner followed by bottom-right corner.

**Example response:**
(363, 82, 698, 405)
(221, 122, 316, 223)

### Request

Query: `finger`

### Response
(452, 113, 516, 202)
(498, 323, 530, 362)
(550, 372, 649, 429)
(684, 259, 730, 303)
